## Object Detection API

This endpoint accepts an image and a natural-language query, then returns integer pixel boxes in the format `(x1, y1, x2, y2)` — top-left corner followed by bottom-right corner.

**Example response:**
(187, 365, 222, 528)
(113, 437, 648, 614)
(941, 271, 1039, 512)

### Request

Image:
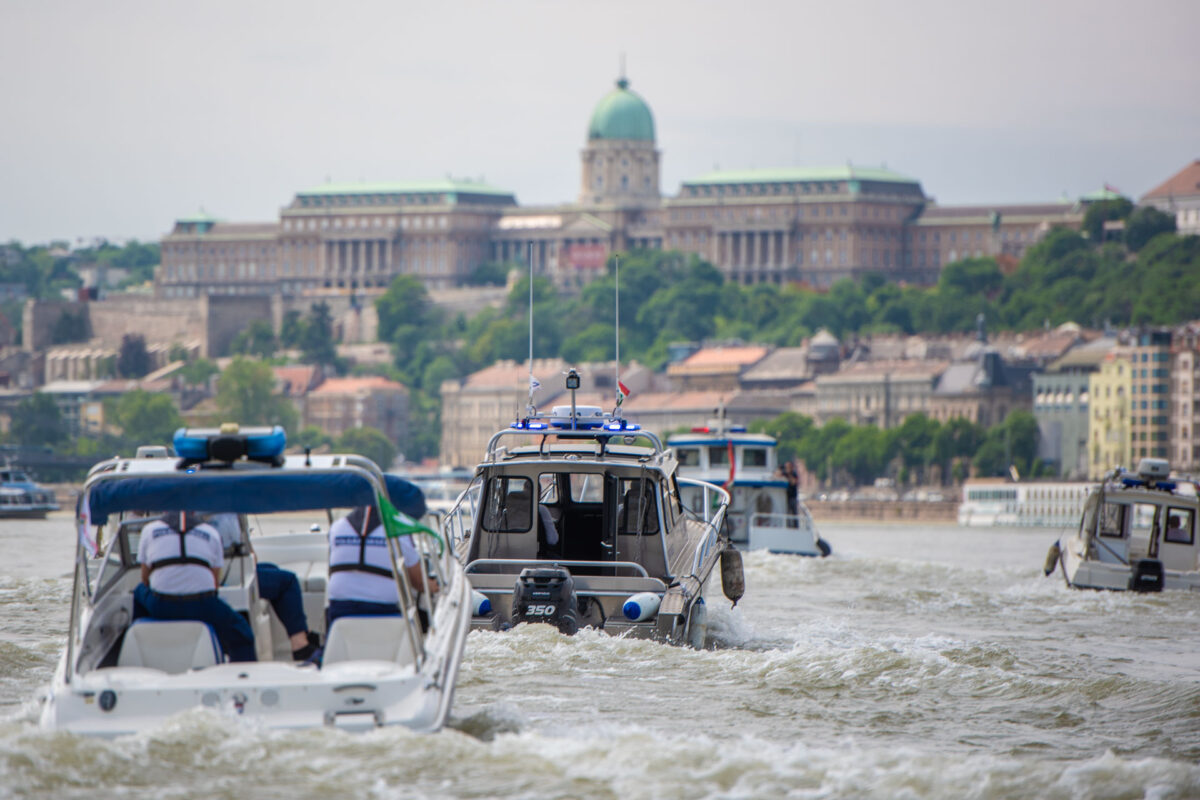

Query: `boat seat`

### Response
(322, 616, 418, 668)
(116, 620, 222, 674)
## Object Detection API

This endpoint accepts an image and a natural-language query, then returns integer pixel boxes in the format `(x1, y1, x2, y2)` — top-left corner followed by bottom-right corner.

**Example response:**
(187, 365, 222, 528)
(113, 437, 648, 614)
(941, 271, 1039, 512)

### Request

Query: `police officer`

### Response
(134, 510, 257, 662)
(326, 506, 436, 629)
(204, 513, 319, 661)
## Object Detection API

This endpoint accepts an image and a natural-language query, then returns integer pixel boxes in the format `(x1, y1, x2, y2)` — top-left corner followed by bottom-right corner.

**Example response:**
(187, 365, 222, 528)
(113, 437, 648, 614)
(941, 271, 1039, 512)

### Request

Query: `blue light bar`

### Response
(173, 425, 287, 462)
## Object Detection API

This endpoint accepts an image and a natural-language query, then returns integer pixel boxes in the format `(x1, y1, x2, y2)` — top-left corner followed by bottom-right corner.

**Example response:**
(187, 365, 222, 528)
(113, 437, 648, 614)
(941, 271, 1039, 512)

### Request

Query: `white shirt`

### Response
(138, 519, 224, 595)
(327, 514, 419, 604)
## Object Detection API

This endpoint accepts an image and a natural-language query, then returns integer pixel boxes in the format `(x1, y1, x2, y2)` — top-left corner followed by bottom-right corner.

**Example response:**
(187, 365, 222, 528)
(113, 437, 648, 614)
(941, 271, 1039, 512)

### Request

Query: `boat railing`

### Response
(677, 477, 729, 577)
(749, 511, 816, 532)
(443, 481, 481, 553)
(484, 425, 665, 462)
(465, 558, 650, 577)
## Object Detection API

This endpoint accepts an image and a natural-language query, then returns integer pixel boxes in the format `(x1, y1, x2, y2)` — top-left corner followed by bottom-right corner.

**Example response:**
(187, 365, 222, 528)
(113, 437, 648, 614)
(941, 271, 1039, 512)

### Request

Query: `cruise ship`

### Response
(958, 478, 1093, 527)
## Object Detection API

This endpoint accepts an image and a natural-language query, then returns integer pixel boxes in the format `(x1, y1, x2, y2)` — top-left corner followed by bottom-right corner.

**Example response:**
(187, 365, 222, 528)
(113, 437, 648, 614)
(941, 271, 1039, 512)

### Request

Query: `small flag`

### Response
(616, 380, 630, 406)
(529, 375, 541, 392)
(377, 489, 444, 554)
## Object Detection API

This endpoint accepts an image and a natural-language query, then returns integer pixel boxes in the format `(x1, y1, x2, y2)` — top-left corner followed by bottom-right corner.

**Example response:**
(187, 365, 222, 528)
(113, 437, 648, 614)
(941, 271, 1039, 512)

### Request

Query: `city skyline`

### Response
(3, 0, 1198, 245)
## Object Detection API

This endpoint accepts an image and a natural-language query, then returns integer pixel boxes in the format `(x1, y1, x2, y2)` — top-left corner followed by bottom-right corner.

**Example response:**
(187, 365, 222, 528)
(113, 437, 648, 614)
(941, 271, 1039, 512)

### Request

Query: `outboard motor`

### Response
(511, 567, 579, 634)
(1129, 558, 1164, 592)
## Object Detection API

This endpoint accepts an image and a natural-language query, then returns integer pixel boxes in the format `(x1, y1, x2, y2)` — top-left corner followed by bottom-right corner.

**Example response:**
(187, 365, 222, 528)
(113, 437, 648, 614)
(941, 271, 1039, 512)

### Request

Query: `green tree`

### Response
(1124, 206, 1176, 251)
(117, 334, 152, 378)
(1082, 197, 1133, 242)
(300, 302, 338, 366)
(230, 320, 277, 358)
(279, 310, 305, 349)
(111, 389, 183, 446)
(50, 309, 89, 344)
(9, 393, 66, 446)
(464, 261, 513, 286)
(337, 426, 397, 470)
(293, 425, 333, 451)
(215, 357, 298, 431)
(179, 358, 219, 386)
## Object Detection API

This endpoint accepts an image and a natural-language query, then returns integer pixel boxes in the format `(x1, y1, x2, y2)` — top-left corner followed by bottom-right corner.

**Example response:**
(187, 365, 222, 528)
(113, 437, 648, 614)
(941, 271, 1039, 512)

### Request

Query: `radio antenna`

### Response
(526, 243, 537, 417)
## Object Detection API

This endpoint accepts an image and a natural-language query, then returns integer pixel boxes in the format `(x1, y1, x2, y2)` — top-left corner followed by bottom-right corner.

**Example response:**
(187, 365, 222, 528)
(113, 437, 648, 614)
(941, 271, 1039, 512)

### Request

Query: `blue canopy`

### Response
(86, 471, 378, 525)
(384, 474, 426, 519)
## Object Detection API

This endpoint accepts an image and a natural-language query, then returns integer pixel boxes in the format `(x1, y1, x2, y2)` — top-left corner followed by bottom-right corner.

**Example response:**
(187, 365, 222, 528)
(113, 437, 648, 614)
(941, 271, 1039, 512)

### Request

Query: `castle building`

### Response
(158, 74, 1088, 299)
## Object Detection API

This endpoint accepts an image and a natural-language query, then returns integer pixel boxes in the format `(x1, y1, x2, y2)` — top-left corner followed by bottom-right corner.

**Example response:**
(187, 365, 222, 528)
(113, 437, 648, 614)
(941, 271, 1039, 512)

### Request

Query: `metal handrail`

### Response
(464, 558, 650, 577)
(677, 477, 730, 576)
(484, 426, 665, 461)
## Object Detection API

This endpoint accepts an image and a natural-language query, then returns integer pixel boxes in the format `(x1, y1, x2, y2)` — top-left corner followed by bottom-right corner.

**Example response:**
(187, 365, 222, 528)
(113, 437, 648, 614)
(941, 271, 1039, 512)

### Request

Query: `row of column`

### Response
(716, 230, 790, 270)
(323, 239, 395, 274)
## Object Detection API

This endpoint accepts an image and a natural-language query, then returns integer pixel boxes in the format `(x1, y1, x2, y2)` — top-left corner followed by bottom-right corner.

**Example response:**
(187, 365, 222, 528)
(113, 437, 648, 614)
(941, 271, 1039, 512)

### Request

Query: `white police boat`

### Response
(1046, 458, 1200, 592)
(40, 425, 472, 736)
(442, 371, 741, 647)
(0, 465, 59, 518)
(668, 421, 830, 557)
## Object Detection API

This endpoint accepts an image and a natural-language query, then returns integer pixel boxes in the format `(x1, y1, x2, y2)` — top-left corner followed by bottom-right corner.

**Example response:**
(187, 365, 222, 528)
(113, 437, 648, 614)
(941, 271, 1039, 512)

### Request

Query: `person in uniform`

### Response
(326, 506, 438, 629)
(134, 511, 257, 662)
(204, 513, 319, 662)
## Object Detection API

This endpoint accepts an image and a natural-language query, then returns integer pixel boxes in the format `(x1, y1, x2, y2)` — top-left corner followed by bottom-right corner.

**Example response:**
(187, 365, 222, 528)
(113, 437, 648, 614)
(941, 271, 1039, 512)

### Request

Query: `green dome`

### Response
(587, 77, 655, 142)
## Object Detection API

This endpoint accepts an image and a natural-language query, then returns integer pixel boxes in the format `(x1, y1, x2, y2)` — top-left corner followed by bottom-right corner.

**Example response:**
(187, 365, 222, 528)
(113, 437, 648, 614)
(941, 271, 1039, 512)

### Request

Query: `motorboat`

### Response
(40, 425, 472, 736)
(958, 478, 1092, 527)
(667, 421, 830, 556)
(442, 370, 741, 648)
(0, 465, 59, 518)
(1046, 458, 1200, 592)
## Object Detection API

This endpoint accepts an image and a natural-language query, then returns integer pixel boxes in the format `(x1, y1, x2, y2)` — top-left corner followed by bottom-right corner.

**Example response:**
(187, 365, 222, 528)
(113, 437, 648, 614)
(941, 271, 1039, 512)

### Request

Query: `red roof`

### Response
(310, 376, 407, 395)
(272, 365, 322, 397)
(1142, 160, 1200, 201)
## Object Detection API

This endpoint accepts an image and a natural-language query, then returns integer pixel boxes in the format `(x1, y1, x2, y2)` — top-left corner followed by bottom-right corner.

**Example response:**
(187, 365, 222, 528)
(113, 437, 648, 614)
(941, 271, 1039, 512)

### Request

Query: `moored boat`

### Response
(1046, 458, 1200, 592)
(0, 466, 59, 519)
(668, 421, 830, 556)
(40, 425, 471, 736)
(442, 370, 739, 647)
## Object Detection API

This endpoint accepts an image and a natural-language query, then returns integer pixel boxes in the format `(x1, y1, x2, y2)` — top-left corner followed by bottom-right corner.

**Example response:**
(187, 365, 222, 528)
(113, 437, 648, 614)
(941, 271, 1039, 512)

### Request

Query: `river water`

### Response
(2, 514, 1199, 799)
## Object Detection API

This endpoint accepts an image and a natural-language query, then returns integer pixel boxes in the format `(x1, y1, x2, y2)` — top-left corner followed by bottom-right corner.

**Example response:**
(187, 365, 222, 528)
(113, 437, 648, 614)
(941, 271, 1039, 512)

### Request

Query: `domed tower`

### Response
(580, 75, 661, 206)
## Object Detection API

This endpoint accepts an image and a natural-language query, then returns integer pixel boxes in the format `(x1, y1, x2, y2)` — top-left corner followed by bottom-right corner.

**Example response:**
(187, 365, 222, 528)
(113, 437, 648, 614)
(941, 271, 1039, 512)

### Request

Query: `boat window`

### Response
(618, 478, 659, 535)
(481, 476, 533, 533)
(708, 446, 729, 466)
(742, 448, 768, 468)
(676, 448, 700, 467)
(1164, 508, 1195, 545)
(1130, 503, 1158, 540)
(538, 473, 558, 504)
(1097, 502, 1126, 538)
(568, 473, 604, 503)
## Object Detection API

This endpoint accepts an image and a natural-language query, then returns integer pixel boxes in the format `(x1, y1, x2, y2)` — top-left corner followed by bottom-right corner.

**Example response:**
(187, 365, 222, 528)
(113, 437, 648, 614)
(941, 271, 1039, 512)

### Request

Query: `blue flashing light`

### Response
(729, 425, 747, 433)
(550, 419, 605, 430)
(1155, 480, 1178, 492)
(173, 425, 287, 462)
(603, 421, 642, 432)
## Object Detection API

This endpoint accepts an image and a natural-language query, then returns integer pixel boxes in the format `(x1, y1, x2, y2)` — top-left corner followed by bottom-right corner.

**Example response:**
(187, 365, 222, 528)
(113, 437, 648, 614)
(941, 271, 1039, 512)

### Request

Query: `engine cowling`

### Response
(511, 567, 579, 634)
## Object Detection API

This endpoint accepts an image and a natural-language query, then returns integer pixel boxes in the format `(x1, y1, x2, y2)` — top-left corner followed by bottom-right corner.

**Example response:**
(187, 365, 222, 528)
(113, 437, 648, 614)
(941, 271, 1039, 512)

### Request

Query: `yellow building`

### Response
(1088, 349, 1132, 478)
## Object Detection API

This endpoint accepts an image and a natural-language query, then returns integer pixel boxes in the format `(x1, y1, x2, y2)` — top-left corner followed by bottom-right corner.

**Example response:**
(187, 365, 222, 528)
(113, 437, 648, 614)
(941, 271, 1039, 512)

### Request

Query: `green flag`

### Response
(377, 489, 445, 555)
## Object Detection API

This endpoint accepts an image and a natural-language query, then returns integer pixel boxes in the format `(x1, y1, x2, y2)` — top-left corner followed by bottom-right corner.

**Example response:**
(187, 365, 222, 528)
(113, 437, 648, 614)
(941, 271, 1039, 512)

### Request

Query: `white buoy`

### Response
(622, 592, 661, 622)
(471, 590, 493, 616)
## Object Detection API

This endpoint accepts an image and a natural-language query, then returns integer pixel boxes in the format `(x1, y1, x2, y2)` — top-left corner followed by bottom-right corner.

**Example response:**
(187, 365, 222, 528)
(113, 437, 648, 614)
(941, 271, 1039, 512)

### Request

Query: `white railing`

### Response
(677, 477, 730, 577)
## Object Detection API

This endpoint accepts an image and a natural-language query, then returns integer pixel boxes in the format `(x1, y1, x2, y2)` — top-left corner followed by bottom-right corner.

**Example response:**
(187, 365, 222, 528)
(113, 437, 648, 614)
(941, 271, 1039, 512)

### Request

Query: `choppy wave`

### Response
(5, 530, 1200, 797)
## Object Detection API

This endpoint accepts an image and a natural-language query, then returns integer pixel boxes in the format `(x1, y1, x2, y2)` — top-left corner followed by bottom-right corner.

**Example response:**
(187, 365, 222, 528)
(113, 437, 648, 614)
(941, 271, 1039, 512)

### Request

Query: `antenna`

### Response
(526, 243, 536, 417)
(614, 255, 621, 416)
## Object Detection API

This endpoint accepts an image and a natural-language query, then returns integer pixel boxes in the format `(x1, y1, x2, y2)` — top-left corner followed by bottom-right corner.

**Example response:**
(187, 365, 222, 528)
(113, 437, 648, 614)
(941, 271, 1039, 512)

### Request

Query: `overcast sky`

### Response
(3, 0, 1198, 245)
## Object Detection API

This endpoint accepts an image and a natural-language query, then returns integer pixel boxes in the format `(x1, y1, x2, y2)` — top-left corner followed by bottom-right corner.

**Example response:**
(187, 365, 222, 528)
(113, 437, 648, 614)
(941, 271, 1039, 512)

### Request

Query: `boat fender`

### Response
(721, 547, 745, 607)
(622, 592, 661, 622)
(470, 590, 492, 616)
(1043, 541, 1061, 576)
(817, 537, 832, 558)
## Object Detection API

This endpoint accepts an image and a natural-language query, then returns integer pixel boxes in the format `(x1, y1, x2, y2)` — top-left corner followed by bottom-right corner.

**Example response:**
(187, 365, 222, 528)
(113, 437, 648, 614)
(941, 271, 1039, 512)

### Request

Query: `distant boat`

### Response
(668, 420, 830, 557)
(958, 478, 1093, 527)
(1047, 458, 1200, 592)
(0, 466, 59, 519)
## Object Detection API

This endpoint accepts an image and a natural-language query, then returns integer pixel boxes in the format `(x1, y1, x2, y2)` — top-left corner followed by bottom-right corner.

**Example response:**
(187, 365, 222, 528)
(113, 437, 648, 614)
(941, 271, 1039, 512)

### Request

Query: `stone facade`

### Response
(305, 376, 410, 454)
(157, 75, 1093, 298)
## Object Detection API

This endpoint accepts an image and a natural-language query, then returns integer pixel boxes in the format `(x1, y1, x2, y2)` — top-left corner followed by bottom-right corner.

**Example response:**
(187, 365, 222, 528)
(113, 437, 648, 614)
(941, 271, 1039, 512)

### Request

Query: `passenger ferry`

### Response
(668, 422, 830, 556)
(0, 466, 59, 518)
(958, 479, 1093, 527)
